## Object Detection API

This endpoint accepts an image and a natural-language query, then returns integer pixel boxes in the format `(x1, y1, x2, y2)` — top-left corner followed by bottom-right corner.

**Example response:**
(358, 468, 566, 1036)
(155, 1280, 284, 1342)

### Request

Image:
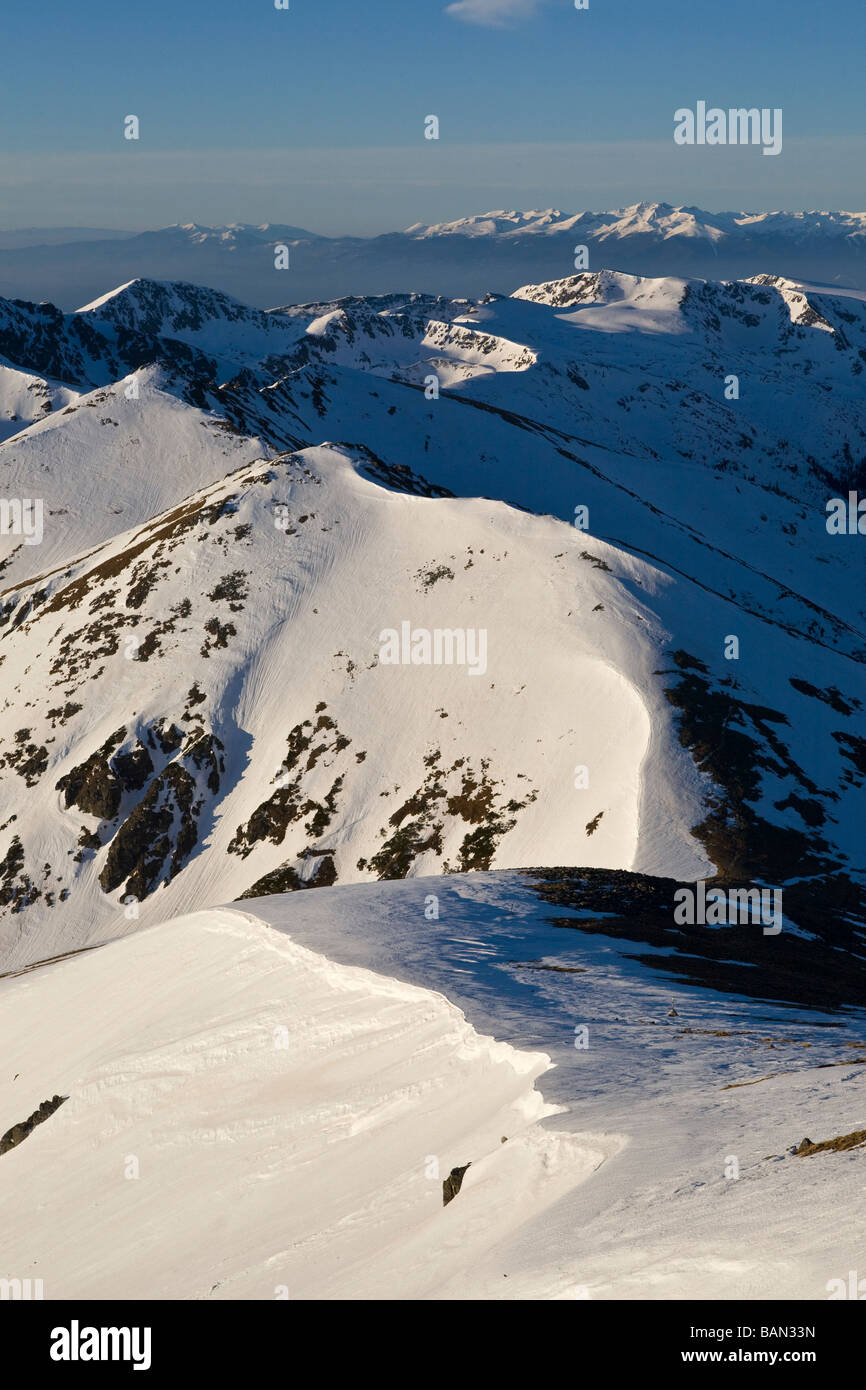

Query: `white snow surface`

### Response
(0, 874, 863, 1300)
(0, 900, 618, 1300)
(0, 360, 79, 445)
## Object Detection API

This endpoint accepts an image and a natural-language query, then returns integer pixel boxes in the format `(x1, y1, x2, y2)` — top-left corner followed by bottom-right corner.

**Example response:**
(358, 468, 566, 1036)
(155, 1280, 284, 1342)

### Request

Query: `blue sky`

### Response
(1, 0, 862, 231)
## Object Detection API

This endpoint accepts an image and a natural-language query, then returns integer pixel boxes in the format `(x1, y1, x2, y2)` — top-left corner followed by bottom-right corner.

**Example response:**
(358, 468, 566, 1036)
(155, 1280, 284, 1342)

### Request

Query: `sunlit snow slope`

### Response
(1, 874, 864, 1300)
(0, 900, 617, 1301)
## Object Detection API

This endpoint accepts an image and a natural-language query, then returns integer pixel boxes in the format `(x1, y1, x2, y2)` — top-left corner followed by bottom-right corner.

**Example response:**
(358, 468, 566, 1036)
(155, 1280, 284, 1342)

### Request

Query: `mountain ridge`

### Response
(4, 205, 866, 310)
(1, 268, 863, 972)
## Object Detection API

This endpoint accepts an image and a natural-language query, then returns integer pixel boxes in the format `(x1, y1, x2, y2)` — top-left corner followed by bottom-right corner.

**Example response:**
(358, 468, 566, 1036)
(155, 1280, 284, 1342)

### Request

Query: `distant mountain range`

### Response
(2, 204, 866, 310)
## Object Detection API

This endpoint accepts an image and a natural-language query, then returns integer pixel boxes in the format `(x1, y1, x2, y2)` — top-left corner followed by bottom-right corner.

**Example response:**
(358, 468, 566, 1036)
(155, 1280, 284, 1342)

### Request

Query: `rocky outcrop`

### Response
(442, 1162, 471, 1207)
(0, 1094, 66, 1155)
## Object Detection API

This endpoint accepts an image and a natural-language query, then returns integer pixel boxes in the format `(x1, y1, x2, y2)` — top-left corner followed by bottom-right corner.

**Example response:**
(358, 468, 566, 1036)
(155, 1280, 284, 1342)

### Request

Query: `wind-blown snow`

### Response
(1, 875, 863, 1299)
(0, 902, 618, 1300)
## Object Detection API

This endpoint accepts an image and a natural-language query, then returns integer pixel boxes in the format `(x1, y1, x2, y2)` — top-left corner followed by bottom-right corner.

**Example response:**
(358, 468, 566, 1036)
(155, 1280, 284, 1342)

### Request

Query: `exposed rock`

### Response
(238, 852, 337, 900)
(442, 1162, 471, 1206)
(56, 727, 126, 819)
(0, 1094, 66, 1155)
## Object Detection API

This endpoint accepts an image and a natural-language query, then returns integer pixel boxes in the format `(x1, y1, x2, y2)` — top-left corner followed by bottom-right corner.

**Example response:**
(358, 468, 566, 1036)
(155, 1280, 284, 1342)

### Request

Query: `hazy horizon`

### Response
(3, 0, 863, 232)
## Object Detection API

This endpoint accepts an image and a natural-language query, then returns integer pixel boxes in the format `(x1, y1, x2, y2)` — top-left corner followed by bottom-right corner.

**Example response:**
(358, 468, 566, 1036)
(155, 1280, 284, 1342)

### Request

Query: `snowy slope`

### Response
(0, 442, 695, 967)
(0, 270, 863, 976)
(0, 366, 273, 587)
(0, 903, 613, 1301)
(1, 875, 864, 1300)
(0, 359, 78, 445)
(251, 872, 866, 1300)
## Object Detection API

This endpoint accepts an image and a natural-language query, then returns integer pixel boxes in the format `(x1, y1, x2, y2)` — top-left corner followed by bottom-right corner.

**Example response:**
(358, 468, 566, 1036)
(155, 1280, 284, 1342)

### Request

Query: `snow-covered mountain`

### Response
(3, 205, 866, 310)
(408, 204, 866, 244)
(1, 262, 864, 1304)
(1, 267, 863, 981)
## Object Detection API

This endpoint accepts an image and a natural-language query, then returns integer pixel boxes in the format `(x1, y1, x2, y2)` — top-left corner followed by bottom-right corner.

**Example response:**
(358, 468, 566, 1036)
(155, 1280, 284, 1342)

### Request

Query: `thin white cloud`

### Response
(445, 0, 543, 27)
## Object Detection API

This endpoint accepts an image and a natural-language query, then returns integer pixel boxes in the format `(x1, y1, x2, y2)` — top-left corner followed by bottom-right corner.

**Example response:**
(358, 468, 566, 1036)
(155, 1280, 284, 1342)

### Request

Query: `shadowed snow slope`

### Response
(249, 873, 866, 1300)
